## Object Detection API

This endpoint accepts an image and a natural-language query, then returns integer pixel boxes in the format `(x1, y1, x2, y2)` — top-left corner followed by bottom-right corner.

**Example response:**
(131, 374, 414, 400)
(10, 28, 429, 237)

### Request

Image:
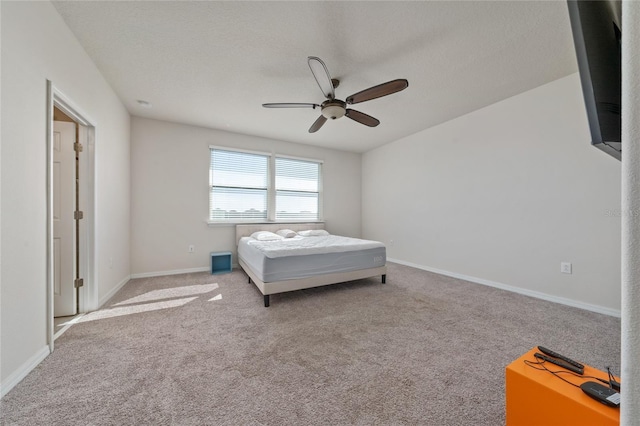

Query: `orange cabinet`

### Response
(505, 348, 619, 426)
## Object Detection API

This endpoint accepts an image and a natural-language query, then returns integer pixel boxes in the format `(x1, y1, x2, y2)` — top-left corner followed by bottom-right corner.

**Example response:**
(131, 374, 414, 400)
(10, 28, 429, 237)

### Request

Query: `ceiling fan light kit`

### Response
(321, 100, 346, 120)
(262, 56, 408, 133)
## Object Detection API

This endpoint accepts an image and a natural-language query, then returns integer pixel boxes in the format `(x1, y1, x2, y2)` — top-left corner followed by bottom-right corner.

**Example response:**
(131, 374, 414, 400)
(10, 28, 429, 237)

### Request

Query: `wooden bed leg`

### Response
(382, 274, 386, 284)
(264, 295, 270, 307)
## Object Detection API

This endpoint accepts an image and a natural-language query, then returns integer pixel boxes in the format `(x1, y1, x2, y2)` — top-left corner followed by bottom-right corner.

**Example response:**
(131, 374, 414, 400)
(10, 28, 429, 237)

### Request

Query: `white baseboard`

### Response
(388, 258, 621, 318)
(1, 345, 50, 398)
(130, 266, 211, 280)
(98, 275, 131, 308)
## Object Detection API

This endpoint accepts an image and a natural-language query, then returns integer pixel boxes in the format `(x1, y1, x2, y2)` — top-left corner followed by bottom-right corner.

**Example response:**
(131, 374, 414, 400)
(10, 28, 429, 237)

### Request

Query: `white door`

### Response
(53, 120, 77, 317)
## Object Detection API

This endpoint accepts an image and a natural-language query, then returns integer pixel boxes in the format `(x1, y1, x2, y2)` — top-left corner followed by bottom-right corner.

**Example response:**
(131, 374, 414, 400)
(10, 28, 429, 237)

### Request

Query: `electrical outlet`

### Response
(561, 262, 572, 274)
(188, 245, 195, 253)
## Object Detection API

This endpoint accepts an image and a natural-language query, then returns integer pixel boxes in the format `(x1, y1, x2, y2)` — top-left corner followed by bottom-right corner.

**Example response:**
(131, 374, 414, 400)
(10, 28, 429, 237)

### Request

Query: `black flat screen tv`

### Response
(567, 0, 621, 161)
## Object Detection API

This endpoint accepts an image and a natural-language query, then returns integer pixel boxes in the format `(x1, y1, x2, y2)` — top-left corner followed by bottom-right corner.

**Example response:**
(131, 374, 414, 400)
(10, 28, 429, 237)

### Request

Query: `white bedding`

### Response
(241, 235, 385, 258)
(238, 234, 386, 283)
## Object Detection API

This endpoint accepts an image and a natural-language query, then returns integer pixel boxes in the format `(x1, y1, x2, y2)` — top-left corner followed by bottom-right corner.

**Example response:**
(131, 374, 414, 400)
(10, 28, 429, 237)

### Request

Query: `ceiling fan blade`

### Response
(309, 115, 327, 133)
(308, 56, 335, 100)
(262, 103, 319, 109)
(346, 79, 409, 105)
(345, 109, 380, 127)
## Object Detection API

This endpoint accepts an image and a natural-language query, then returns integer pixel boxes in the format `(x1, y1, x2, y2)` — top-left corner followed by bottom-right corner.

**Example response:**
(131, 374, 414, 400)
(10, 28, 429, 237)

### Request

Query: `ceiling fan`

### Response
(263, 56, 409, 133)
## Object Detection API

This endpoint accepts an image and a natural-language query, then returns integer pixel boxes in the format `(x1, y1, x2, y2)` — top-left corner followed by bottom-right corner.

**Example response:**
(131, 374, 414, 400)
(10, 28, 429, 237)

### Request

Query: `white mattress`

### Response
(238, 235, 386, 282)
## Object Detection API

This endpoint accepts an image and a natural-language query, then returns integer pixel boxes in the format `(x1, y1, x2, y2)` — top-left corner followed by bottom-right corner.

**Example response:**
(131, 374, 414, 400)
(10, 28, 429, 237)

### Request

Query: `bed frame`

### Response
(236, 223, 387, 307)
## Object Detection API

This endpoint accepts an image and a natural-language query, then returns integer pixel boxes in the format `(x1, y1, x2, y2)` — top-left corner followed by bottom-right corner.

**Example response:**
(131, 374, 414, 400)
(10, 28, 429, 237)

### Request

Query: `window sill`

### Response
(207, 220, 324, 228)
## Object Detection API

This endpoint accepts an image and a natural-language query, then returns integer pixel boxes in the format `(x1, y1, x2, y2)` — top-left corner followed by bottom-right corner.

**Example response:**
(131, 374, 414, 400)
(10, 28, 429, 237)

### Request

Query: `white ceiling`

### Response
(52, 1, 578, 153)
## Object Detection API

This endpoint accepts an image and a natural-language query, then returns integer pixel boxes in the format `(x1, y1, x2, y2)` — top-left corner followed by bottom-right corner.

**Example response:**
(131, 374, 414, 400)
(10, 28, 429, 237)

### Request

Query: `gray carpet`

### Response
(0, 263, 621, 425)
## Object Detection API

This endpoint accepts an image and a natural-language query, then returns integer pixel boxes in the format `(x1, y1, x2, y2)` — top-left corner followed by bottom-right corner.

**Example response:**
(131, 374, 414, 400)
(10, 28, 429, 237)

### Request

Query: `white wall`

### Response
(130, 117, 361, 276)
(362, 73, 622, 314)
(621, 2, 640, 422)
(1, 1, 130, 391)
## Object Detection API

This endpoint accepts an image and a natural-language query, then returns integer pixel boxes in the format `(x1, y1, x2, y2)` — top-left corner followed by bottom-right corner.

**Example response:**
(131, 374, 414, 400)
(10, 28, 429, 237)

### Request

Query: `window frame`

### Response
(208, 146, 323, 225)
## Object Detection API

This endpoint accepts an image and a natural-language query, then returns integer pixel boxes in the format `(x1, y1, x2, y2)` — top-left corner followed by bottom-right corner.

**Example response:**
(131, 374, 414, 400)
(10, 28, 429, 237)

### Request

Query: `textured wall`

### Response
(130, 117, 362, 276)
(1, 1, 130, 392)
(621, 2, 640, 424)
(362, 74, 622, 314)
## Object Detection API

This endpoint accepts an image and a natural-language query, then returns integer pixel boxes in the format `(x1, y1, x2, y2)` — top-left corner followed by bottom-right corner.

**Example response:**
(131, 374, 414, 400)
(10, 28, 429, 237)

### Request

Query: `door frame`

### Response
(46, 81, 97, 351)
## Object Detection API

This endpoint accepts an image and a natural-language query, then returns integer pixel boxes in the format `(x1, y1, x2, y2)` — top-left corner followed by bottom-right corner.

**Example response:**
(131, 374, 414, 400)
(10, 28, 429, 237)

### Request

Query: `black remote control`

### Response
(535, 352, 584, 375)
(538, 346, 585, 370)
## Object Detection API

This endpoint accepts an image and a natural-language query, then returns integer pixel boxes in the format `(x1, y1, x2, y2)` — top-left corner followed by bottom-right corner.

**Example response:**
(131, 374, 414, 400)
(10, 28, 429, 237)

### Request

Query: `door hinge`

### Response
(74, 278, 84, 288)
(74, 211, 84, 220)
(74, 142, 83, 153)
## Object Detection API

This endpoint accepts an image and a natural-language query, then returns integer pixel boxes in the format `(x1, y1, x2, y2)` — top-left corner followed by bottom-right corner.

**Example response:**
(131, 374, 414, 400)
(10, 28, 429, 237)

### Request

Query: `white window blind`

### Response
(209, 148, 322, 223)
(275, 157, 320, 221)
(210, 149, 268, 221)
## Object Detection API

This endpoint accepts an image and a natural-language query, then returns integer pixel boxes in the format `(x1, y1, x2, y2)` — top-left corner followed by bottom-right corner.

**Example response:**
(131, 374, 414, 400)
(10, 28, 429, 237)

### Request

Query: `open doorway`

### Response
(47, 82, 97, 350)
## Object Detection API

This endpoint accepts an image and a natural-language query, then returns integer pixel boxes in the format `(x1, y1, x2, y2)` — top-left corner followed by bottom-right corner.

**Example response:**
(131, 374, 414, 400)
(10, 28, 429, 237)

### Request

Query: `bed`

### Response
(236, 223, 387, 307)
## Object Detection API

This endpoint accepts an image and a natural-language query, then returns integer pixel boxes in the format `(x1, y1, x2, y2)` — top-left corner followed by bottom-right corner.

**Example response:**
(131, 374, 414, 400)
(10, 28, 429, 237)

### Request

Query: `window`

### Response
(209, 149, 268, 221)
(209, 147, 322, 223)
(275, 157, 320, 221)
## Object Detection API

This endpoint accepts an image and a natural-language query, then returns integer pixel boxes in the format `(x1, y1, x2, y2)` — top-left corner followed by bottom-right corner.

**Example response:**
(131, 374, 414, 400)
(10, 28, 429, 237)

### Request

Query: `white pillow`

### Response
(250, 231, 283, 241)
(276, 229, 297, 238)
(297, 229, 329, 237)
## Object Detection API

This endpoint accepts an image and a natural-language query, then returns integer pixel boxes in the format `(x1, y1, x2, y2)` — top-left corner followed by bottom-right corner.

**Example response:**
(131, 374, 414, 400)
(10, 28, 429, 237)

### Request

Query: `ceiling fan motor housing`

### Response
(321, 100, 346, 120)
